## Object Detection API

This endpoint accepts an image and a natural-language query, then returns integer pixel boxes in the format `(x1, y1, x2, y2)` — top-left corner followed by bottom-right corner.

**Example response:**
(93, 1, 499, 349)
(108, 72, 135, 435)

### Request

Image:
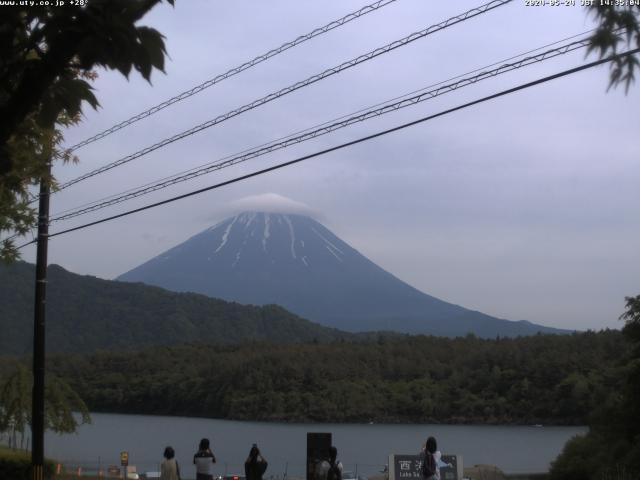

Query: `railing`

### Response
(50, 461, 388, 480)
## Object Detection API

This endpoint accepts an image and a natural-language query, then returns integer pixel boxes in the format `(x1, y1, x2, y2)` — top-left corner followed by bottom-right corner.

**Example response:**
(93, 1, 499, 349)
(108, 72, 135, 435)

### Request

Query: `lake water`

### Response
(43, 413, 586, 479)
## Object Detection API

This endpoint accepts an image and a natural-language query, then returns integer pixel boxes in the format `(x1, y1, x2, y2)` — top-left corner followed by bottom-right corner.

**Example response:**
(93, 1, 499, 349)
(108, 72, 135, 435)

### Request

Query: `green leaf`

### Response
(137, 26, 167, 74)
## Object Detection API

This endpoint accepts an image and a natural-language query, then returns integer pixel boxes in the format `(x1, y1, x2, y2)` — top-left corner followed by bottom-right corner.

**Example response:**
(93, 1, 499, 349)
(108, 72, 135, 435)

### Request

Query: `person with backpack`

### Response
(421, 436, 452, 480)
(245, 443, 268, 480)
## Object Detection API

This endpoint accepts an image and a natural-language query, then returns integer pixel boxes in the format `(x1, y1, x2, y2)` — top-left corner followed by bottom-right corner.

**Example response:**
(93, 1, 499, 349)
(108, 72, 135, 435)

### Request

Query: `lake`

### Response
(43, 413, 586, 478)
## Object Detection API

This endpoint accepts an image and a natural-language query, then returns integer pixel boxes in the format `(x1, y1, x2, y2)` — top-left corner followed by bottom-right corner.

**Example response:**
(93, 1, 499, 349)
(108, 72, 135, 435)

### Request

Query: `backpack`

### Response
(422, 453, 436, 479)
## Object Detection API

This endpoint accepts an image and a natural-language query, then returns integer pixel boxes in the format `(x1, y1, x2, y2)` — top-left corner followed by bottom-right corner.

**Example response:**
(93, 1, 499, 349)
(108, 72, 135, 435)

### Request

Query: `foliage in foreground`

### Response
(0, 445, 55, 480)
(0, 362, 91, 448)
(588, 5, 640, 92)
(0, 0, 175, 261)
(550, 295, 640, 479)
(22, 329, 629, 425)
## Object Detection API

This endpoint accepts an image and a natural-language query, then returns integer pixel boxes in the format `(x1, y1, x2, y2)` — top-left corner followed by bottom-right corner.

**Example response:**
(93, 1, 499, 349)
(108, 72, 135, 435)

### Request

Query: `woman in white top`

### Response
(160, 446, 180, 480)
(193, 438, 216, 480)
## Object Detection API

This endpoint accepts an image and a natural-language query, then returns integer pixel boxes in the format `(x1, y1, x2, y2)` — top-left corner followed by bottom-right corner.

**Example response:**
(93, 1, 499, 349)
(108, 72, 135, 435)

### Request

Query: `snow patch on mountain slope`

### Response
(262, 213, 270, 252)
(243, 212, 257, 229)
(284, 215, 297, 260)
(311, 227, 344, 256)
(232, 250, 242, 267)
(325, 245, 343, 262)
(215, 216, 238, 253)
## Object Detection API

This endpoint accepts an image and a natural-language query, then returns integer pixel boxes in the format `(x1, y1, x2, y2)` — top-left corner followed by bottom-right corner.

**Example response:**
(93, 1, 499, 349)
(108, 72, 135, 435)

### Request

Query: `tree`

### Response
(550, 295, 640, 480)
(0, 0, 175, 261)
(0, 105, 84, 262)
(619, 295, 640, 458)
(0, 364, 91, 449)
(587, 5, 640, 91)
(620, 295, 640, 342)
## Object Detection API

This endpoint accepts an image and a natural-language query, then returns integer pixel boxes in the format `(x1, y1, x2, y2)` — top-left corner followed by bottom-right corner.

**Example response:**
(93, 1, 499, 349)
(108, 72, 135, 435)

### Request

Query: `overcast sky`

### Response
(20, 0, 640, 331)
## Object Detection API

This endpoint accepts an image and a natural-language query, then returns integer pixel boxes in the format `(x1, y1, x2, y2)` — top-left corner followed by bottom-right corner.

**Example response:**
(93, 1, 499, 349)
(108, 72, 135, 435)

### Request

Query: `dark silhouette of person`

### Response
(327, 446, 343, 480)
(245, 443, 268, 480)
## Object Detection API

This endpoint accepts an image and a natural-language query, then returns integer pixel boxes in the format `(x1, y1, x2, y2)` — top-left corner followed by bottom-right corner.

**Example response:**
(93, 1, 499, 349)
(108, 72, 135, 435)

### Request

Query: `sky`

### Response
(19, 0, 640, 331)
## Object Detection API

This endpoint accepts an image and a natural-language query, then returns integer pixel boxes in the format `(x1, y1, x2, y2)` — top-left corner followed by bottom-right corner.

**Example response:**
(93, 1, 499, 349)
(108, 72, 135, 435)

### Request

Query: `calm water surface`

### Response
(44, 413, 586, 478)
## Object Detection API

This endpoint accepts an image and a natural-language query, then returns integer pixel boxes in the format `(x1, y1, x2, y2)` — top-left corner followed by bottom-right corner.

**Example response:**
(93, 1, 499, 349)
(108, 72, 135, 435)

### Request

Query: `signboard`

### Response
(388, 454, 462, 480)
(120, 451, 129, 467)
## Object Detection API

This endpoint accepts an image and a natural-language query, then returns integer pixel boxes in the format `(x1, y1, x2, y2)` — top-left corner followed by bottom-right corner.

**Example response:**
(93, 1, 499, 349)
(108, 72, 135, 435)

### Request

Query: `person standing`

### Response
(244, 443, 268, 480)
(421, 437, 437, 480)
(421, 436, 451, 480)
(193, 438, 216, 480)
(327, 446, 343, 480)
(160, 446, 180, 480)
(313, 445, 342, 480)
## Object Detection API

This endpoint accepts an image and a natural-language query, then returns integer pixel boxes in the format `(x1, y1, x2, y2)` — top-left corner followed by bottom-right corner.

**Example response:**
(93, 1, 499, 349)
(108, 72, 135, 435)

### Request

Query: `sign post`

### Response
(388, 454, 463, 480)
(120, 451, 129, 480)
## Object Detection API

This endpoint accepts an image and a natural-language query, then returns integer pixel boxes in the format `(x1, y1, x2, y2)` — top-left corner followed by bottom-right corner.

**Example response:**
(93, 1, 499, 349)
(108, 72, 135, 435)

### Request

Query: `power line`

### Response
(50, 34, 593, 223)
(63, 0, 401, 154)
(50, 28, 597, 219)
(22, 47, 634, 245)
(55, 0, 512, 192)
(2, 231, 27, 245)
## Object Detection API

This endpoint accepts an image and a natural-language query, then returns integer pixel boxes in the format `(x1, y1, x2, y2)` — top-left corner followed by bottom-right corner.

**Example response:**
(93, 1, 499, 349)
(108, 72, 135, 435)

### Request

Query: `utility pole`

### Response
(32, 160, 51, 480)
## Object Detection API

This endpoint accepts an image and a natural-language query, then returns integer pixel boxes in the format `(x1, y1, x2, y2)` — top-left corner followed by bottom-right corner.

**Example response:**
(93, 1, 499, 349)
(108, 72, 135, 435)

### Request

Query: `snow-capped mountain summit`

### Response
(118, 212, 564, 337)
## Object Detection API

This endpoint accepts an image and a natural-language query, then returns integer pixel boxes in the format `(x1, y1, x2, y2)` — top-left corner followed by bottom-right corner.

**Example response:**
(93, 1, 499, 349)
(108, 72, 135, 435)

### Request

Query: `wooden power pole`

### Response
(32, 161, 51, 480)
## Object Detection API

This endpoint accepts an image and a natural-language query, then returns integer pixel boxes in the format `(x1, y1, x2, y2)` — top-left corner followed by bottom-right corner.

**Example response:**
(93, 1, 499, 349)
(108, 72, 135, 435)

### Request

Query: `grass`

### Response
(0, 444, 60, 479)
(0, 444, 30, 459)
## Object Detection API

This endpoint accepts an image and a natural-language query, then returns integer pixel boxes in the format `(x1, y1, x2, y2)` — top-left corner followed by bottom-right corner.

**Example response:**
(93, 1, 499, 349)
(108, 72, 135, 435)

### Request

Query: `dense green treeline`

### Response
(550, 295, 640, 479)
(29, 330, 627, 425)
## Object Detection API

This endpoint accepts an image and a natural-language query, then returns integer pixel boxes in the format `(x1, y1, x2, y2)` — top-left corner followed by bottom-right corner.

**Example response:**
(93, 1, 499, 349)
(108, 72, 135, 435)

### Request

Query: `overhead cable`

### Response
(20, 47, 634, 244)
(63, 0, 401, 153)
(49, 28, 598, 220)
(56, 0, 512, 192)
(50, 34, 592, 222)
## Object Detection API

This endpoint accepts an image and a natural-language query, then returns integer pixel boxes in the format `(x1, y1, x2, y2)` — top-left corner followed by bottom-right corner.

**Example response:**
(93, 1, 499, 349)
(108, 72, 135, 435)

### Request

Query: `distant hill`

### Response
(119, 212, 568, 338)
(0, 261, 349, 354)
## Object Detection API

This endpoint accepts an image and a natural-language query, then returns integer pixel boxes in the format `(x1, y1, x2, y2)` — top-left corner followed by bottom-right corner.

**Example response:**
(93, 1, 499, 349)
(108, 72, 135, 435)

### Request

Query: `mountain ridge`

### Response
(0, 261, 353, 355)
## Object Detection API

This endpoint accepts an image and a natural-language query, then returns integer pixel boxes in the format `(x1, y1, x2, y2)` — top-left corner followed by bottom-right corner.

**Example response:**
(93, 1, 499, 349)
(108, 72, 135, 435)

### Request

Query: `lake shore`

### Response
(42, 412, 583, 477)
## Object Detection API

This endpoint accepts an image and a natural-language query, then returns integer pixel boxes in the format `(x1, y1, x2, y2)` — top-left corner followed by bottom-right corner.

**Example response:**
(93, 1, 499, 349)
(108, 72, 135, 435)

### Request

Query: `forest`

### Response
(6, 329, 625, 426)
(0, 261, 350, 354)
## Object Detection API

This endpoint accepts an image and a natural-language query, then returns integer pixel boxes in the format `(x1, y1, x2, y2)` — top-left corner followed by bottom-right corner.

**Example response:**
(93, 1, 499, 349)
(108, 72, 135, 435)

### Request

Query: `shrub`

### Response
(0, 447, 56, 480)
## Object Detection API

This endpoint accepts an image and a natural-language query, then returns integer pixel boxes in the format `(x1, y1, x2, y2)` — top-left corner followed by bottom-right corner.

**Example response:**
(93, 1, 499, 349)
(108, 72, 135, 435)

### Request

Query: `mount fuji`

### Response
(118, 212, 565, 337)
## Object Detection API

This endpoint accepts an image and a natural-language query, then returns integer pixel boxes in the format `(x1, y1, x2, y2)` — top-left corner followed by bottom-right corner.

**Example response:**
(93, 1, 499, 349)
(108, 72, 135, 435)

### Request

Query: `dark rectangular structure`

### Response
(306, 432, 332, 480)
